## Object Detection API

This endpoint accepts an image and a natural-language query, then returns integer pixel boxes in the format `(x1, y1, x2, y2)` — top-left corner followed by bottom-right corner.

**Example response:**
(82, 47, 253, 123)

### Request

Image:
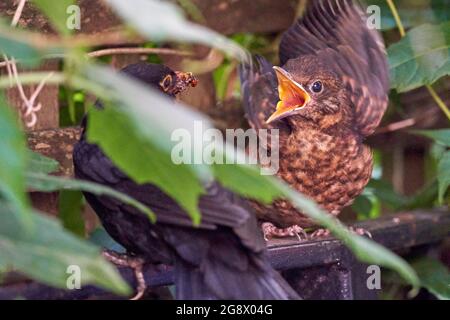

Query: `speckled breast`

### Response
(253, 130, 373, 228)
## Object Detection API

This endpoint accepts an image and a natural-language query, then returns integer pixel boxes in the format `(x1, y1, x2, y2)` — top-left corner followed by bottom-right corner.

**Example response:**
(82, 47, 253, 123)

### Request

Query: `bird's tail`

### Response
(174, 250, 299, 300)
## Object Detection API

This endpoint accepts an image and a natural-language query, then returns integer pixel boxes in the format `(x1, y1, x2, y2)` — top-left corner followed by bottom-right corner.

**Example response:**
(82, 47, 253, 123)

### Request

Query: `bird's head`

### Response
(267, 56, 352, 132)
(121, 62, 198, 97)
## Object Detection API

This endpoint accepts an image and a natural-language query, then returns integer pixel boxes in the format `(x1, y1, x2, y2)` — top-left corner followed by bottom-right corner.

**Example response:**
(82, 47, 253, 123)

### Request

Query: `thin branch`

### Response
(0, 48, 193, 69)
(0, 72, 64, 88)
(376, 118, 416, 134)
(10, 60, 34, 111)
(11, 0, 27, 27)
(386, 0, 405, 37)
(425, 85, 450, 120)
(87, 47, 193, 58)
(28, 71, 55, 109)
(2, 54, 13, 87)
(8, 58, 55, 128)
(386, 0, 450, 121)
(375, 103, 441, 135)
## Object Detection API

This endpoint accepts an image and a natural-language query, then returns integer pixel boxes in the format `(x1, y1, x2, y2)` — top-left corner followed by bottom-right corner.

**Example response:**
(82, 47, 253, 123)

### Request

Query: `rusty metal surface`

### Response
(1, 209, 449, 300)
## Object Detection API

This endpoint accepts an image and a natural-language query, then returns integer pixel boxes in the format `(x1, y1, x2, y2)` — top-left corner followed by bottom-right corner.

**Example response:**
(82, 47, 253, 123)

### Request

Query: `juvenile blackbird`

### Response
(240, 0, 389, 238)
(73, 62, 299, 300)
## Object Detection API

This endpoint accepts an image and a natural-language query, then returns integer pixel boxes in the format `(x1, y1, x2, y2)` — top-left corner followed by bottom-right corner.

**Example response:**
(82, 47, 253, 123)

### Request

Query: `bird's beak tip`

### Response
(267, 67, 310, 123)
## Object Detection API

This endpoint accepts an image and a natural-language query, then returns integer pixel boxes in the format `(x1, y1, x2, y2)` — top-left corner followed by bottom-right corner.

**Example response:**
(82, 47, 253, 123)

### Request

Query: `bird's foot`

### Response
(349, 226, 372, 238)
(102, 250, 146, 300)
(310, 226, 372, 239)
(261, 222, 308, 241)
(309, 228, 332, 239)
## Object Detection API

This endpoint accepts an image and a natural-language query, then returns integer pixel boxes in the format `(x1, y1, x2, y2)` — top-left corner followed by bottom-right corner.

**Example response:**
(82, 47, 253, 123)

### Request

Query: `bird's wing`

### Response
(239, 55, 291, 140)
(279, 0, 389, 136)
(73, 138, 266, 253)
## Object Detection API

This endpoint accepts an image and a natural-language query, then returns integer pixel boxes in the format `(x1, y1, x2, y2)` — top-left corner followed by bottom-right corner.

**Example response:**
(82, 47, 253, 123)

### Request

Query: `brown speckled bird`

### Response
(239, 0, 389, 238)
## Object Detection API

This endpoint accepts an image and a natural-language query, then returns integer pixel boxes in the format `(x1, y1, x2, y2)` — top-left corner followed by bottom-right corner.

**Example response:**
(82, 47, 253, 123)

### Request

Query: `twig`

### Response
(2, 54, 13, 87)
(425, 85, 450, 120)
(386, 0, 405, 37)
(375, 118, 416, 134)
(11, 0, 27, 27)
(375, 105, 441, 135)
(386, 0, 450, 121)
(87, 47, 193, 58)
(8, 58, 54, 128)
(0, 47, 193, 69)
(28, 71, 54, 109)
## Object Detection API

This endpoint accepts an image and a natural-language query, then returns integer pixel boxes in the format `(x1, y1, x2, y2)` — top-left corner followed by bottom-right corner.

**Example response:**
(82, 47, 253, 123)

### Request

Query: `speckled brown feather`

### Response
(240, 0, 389, 228)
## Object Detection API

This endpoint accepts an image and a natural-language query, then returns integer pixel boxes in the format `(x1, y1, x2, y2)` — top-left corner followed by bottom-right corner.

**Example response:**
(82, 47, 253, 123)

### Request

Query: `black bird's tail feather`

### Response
(174, 250, 299, 300)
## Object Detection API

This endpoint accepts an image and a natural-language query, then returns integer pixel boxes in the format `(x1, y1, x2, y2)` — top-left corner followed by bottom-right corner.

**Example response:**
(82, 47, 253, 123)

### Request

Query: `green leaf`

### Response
(412, 257, 450, 300)
(430, 142, 446, 162)
(277, 183, 420, 287)
(27, 150, 60, 174)
(0, 203, 130, 295)
(106, 0, 247, 61)
(32, 0, 75, 36)
(25, 172, 156, 223)
(352, 193, 376, 219)
(431, 0, 450, 24)
(0, 32, 41, 67)
(59, 190, 85, 237)
(176, 0, 206, 23)
(388, 22, 450, 92)
(437, 151, 450, 203)
(84, 65, 214, 225)
(413, 129, 450, 147)
(213, 61, 234, 101)
(367, 179, 407, 210)
(212, 163, 283, 204)
(0, 96, 32, 230)
(403, 180, 439, 210)
(89, 227, 125, 253)
(411, 132, 449, 204)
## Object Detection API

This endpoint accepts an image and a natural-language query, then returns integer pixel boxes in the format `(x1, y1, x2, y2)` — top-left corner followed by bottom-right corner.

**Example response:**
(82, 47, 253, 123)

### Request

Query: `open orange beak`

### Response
(266, 66, 310, 124)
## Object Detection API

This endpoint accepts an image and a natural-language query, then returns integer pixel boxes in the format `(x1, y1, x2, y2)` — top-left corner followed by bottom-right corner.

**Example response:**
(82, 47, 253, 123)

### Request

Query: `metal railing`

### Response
(1, 209, 448, 300)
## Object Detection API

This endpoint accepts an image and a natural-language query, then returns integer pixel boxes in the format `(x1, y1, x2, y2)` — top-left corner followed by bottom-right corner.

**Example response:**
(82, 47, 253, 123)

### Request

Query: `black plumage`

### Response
(73, 62, 298, 300)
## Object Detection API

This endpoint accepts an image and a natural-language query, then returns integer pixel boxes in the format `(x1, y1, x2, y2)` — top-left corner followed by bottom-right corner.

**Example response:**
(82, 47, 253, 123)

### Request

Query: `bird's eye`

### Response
(311, 81, 323, 93)
(160, 75, 172, 90)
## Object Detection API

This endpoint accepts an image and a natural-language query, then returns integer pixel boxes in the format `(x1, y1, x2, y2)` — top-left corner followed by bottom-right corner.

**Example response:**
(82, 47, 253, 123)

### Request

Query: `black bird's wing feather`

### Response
(279, 0, 389, 136)
(73, 132, 298, 299)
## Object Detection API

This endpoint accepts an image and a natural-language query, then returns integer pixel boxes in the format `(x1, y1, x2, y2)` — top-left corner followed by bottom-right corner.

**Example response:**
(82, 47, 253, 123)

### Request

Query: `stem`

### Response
(87, 47, 193, 58)
(11, 0, 27, 27)
(386, 0, 405, 37)
(426, 85, 450, 120)
(386, 0, 450, 121)
(0, 72, 108, 98)
(0, 72, 65, 88)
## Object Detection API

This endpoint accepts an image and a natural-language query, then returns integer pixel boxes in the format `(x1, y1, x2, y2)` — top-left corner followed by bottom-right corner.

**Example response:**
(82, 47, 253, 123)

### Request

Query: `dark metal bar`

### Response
(0, 209, 449, 300)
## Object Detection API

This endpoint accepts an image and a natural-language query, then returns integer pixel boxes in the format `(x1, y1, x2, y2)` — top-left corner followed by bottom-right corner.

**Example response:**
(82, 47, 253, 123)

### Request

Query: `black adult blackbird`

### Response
(73, 62, 299, 300)
(240, 0, 389, 238)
